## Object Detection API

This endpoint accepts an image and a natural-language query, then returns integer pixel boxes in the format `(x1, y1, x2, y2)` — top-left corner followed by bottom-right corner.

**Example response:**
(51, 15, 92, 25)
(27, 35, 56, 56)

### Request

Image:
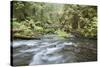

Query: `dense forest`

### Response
(11, 1, 97, 66)
(11, 1, 97, 39)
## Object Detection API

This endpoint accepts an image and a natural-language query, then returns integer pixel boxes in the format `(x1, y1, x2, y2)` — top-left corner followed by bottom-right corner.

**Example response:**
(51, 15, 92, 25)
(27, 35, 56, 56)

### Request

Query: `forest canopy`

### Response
(11, 1, 97, 39)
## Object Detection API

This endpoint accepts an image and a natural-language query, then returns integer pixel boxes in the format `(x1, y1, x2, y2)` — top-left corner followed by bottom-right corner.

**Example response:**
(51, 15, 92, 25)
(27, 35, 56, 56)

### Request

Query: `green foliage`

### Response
(55, 30, 67, 37)
(12, 21, 20, 29)
(34, 25, 44, 33)
(11, 1, 97, 38)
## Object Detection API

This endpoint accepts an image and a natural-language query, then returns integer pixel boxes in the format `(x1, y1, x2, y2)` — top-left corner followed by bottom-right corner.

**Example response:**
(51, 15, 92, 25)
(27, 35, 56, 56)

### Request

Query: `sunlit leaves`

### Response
(12, 1, 97, 38)
(55, 30, 67, 37)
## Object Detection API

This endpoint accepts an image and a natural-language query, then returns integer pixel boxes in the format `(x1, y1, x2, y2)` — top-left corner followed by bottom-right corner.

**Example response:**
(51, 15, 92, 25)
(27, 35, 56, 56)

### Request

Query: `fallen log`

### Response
(12, 34, 41, 40)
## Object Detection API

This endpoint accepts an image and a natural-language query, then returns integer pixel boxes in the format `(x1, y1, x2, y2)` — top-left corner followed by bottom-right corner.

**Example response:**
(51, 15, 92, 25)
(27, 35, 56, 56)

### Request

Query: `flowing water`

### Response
(11, 35, 97, 66)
